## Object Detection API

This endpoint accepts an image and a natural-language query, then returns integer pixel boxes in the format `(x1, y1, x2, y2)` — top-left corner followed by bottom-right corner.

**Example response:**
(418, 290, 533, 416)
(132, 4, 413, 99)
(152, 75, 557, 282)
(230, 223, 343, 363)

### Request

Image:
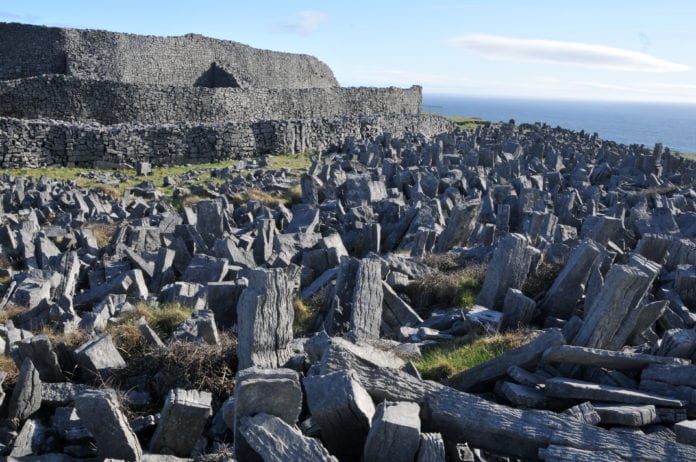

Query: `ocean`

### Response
(422, 94, 696, 154)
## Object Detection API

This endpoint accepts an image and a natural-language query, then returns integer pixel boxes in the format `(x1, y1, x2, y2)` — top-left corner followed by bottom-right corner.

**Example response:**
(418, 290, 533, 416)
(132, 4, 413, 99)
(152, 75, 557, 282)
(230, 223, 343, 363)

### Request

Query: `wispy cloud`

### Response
(277, 10, 329, 36)
(448, 34, 690, 73)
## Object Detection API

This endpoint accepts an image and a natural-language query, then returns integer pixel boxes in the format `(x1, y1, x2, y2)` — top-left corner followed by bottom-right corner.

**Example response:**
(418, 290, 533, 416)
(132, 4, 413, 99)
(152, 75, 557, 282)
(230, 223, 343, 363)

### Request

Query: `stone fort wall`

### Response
(0, 22, 338, 89)
(0, 114, 455, 168)
(0, 75, 422, 124)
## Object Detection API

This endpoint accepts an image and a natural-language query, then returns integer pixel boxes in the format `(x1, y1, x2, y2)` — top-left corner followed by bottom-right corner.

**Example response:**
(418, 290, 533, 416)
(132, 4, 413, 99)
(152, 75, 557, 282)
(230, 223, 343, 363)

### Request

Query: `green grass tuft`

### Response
(415, 333, 526, 381)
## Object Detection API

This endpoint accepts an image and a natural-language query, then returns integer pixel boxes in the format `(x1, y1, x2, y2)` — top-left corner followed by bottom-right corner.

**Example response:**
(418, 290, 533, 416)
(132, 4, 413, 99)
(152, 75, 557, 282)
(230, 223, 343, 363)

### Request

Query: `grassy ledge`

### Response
(415, 332, 527, 381)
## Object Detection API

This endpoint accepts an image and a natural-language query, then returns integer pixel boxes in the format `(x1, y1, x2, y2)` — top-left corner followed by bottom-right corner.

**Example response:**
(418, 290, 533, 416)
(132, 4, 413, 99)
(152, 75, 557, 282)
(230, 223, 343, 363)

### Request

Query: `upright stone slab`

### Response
(8, 358, 42, 422)
(234, 367, 303, 461)
(434, 199, 481, 252)
(476, 234, 539, 309)
(363, 401, 421, 462)
(573, 259, 660, 350)
(416, 433, 446, 462)
(74, 389, 142, 461)
(304, 370, 375, 461)
(540, 239, 602, 319)
(196, 199, 225, 247)
(239, 413, 337, 462)
(325, 257, 383, 340)
(149, 388, 212, 457)
(500, 288, 536, 332)
(237, 268, 293, 369)
(16, 335, 64, 382)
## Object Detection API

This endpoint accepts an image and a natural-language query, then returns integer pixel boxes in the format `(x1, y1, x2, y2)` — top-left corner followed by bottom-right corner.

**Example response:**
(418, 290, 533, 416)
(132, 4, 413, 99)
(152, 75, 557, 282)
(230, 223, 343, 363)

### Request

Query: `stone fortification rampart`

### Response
(0, 75, 422, 124)
(0, 22, 338, 88)
(0, 113, 455, 168)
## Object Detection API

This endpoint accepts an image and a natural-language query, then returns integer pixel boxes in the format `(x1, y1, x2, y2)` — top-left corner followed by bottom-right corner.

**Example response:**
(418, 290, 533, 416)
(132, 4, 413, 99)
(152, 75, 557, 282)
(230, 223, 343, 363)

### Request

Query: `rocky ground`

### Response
(0, 120, 696, 461)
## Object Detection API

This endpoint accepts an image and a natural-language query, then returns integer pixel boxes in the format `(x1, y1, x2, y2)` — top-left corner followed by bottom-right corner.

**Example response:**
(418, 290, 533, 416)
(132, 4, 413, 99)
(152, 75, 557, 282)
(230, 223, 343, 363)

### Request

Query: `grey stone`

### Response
(74, 269, 148, 307)
(540, 239, 602, 319)
(542, 345, 689, 370)
(237, 268, 294, 369)
(593, 404, 657, 427)
(363, 401, 421, 462)
(74, 334, 126, 379)
(9, 419, 49, 457)
(149, 388, 212, 457)
(500, 288, 536, 332)
(544, 377, 686, 407)
(476, 234, 539, 309)
(303, 370, 375, 461)
(675, 420, 696, 446)
(137, 317, 165, 347)
(16, 335, 64, 382)
(325, 257, 383, 340)
(205, 280, 247, 328)
(182, 254, 228, 284)
(433, 199, 481, 252)
(74, 389, 142, 461)
(416, 433, 446, 462)
(233, 367, 303, 461)
(381, 281, 422, 329)
(8, 358, 42, 421)
(238, 413, 337, 462)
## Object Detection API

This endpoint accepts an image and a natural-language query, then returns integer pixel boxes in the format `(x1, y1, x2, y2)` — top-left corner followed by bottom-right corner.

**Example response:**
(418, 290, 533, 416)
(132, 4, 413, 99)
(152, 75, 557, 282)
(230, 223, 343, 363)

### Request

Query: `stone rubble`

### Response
(0, 115, 694, 460)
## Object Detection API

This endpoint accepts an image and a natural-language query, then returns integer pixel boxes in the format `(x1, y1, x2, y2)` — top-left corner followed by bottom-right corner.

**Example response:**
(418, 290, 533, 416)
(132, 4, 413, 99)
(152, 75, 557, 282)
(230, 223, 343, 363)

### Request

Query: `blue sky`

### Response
(3, 1, 696, 103)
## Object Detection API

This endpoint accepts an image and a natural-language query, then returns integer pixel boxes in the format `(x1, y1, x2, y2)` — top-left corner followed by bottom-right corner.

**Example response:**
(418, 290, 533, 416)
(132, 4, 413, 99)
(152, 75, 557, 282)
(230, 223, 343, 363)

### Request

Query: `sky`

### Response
(3, 1, 696, 103)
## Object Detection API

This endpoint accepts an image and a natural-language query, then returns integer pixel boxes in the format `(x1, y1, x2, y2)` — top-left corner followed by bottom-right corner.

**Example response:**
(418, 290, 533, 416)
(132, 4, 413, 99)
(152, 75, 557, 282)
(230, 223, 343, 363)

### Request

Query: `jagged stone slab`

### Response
(540, 239, 602, 319)
(237, 268, 294, 369)
(500, 288, 536, 331)
(149, 388, 212, 457)
(16, 335, 65, 382)
(74, 389, 142, 461)
(416, 433, 446, 462)
(8, 358, 42, 422)
(448, 328, 565, 392)
(593, 404, 657, 427)
(641, 364, 696, 387)
(363, 401, 421, 462)
(476, 233, 539, 309)
(674, 420, 696, 446)
(542, 345, 689, 371)
(74, 334, 126, 379)
(545, 377, 686, 407)
(205, 280, 247, 328)
(234, 367, 303, 461)
(137, 317, 165, 347)
(381, 281, 422, 328)
(325, 257, 383, 340)
(239, 413, 337, 462)
(573, 258, 659, 350)
(563, 402, 601, 425)
(303, 370, 375, 461)
(433, 199, 481, 252)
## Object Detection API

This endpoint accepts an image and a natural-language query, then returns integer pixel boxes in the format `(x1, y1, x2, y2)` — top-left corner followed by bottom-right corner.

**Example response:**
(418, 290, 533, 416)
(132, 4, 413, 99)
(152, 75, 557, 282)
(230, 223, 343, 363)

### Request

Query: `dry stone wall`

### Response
(0, 113, 455, 168)
(0, 75, 422, 124)
(0, 22, 338, 88)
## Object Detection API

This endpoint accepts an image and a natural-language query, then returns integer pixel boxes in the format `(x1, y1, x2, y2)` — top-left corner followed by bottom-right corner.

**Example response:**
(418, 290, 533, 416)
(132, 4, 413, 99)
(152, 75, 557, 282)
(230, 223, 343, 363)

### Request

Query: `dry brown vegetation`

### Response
(232, 188, 289, 207)
(522, 261, 564, 299)
(0, 304, 30, 324)
(118, 333, 237, 403)
(0, 354, 19, 385)
(86, 222, 119, 247)
(411, 258, 487, 312)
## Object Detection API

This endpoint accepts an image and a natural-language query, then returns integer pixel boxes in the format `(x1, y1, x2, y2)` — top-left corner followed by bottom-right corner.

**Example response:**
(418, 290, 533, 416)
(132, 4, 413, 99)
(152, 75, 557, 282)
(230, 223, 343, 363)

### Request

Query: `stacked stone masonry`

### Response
(0, 113, 455, 168)
(0, 75, 422, 124)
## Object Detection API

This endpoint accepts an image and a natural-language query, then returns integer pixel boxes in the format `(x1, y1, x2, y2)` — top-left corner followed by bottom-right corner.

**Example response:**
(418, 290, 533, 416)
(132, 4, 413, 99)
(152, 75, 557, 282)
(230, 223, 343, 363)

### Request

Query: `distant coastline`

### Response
(423, 94, 696, 155)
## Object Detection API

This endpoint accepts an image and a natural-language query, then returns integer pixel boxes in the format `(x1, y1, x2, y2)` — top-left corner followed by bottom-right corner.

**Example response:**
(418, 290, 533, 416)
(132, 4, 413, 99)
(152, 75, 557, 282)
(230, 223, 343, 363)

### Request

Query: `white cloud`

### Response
(277, 10, 329, 36)
(448, 34, 690, 73)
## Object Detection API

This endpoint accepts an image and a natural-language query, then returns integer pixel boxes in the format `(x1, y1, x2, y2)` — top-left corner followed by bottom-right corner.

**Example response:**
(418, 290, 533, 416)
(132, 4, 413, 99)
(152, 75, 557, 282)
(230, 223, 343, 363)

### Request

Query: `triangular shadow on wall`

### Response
(194, 62, 240, 88)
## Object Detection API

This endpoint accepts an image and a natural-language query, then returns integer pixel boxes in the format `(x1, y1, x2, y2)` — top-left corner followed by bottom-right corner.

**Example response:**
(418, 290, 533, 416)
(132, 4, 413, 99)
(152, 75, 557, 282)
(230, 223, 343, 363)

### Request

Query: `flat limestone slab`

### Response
(592, 404, 657, 427)
(542, 345, 689, 371)
(545, 378, 687, 408)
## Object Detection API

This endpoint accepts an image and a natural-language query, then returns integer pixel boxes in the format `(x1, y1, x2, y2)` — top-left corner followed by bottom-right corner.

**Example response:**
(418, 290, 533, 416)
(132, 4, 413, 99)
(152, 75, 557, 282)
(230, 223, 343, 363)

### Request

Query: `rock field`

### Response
(1, 120, 696, 461)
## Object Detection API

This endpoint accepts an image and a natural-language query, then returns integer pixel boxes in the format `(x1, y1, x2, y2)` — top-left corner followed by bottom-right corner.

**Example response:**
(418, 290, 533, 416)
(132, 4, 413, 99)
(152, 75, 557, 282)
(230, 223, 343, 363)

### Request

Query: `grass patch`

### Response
(266, 151, 314, 171)
(447, 116, 489, 130)
(411, 262, 486, 311)
(39, 327, 89, 349)
(293, 299, 315, 336)
(0, 354, 19, 385)
(132, 302, 193, 339)
(0, 304, 30, 324)
(674, 150, 696, 161)
(232, 188, 290, 207)
(415, 332, 527, 381)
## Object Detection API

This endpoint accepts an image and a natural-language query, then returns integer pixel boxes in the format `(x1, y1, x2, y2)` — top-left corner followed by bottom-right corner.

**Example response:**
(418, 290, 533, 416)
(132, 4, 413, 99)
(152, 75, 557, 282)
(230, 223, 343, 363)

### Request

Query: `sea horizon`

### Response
(423, 94, 696, 154)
